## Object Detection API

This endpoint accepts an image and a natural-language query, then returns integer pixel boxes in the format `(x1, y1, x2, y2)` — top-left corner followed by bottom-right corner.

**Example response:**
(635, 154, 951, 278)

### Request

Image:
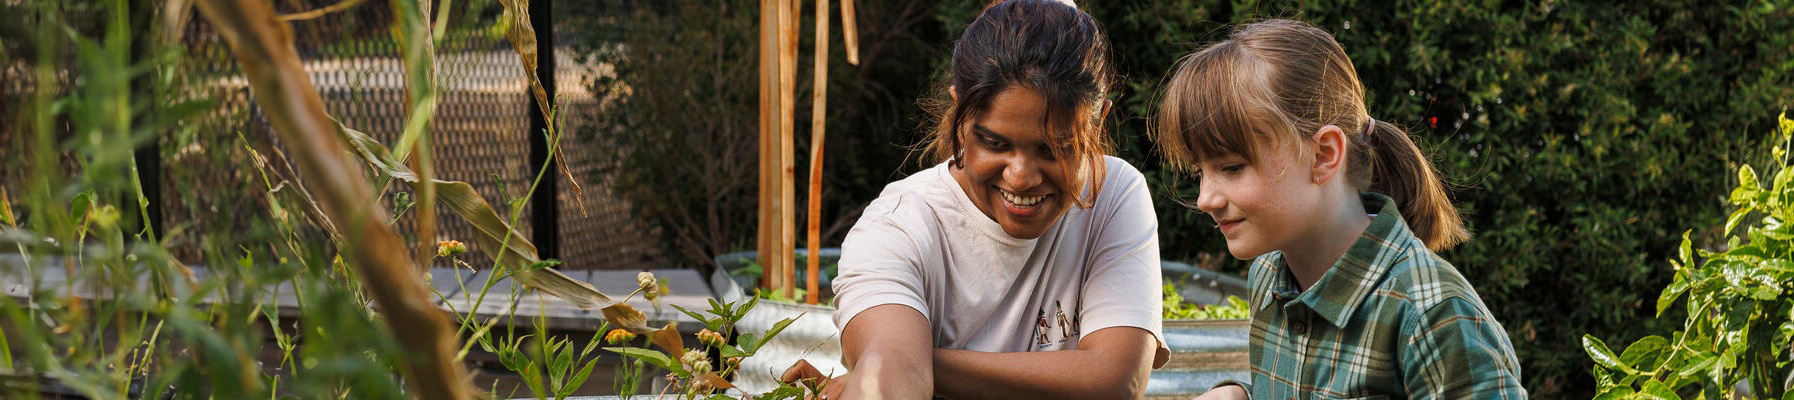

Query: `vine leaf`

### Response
(1583, 335, 1638, 375)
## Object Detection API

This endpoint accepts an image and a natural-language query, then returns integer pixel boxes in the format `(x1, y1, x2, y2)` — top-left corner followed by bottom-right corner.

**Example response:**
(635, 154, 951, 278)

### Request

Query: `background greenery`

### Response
(573, 0, 1793, 397)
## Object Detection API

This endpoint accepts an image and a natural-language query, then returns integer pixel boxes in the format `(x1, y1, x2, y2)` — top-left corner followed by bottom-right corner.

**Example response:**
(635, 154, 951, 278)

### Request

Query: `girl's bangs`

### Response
(1159, 43, 1285, 170)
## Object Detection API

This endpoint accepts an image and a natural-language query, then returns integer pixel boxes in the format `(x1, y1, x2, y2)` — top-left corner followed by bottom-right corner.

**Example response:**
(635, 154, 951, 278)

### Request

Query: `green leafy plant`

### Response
(1584, 113, 1794, 399)
(599, 295, 818, 399)
(1162, 282, 1249, 320)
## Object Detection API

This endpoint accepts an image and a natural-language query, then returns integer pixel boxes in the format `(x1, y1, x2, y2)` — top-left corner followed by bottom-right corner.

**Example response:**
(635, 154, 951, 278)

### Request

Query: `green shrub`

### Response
(1584, 114, 1794, 399)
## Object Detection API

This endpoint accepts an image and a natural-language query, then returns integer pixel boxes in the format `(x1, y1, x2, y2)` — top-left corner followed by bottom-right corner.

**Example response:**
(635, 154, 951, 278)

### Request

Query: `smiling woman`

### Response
(783, 1, 1169, 399)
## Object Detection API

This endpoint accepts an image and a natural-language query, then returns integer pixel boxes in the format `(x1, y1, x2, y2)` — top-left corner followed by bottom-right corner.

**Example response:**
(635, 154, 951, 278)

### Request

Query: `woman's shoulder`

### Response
(856, 163, 957, 232)
(1099, 155, 1147, 186)
(1079, 155, 1153, 214)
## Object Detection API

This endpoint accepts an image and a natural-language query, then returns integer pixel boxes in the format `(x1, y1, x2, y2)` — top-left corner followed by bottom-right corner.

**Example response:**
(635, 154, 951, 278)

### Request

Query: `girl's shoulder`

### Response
(1377, 244, 1490, 316)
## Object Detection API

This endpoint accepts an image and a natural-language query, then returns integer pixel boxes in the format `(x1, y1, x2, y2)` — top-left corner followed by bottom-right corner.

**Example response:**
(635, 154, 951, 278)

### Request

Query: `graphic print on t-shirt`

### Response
(1030, 300, 1082, 350)
(1055, 300, 1076, 339)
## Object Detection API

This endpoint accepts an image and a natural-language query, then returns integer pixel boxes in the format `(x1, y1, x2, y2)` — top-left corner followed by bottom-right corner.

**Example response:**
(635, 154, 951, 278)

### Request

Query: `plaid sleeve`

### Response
(1398, 297, 1528, 400)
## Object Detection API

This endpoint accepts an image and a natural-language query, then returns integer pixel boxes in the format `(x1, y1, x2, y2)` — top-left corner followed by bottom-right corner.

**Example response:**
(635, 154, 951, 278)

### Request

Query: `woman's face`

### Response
(950, 86, 1081, 240)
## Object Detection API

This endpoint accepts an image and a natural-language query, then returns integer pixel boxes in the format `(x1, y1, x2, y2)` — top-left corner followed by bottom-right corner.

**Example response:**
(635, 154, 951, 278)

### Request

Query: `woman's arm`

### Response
(931, 326, 1157, 399)
(836, 304, 935, 400)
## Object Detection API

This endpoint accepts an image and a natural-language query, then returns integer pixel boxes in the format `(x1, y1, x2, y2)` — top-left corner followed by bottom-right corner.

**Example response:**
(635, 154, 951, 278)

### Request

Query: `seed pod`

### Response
(637, 271, 660, 301)
(680, 349, 711, 376)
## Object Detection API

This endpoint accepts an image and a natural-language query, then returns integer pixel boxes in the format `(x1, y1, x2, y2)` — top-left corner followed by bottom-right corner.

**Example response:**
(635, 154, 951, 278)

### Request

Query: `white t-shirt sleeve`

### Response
(830, 206, 932, 332)
(1076, 164, 1171, 368)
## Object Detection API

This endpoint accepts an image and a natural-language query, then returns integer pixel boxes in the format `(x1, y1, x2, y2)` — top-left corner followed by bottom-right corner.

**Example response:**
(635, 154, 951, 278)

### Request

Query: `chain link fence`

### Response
(3, 0, 663, 271)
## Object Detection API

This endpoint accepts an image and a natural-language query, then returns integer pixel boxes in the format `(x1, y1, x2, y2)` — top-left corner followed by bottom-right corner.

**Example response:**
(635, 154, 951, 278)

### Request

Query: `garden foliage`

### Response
(0, 0, 823, 398)
(573, 0, 1792, 396)
(1162, 282, 1249, 320)
(1584, 114, 1794, 399)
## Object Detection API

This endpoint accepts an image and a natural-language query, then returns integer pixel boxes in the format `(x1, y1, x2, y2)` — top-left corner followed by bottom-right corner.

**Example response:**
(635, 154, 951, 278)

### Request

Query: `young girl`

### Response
(791, 1, 1169, 398)
(1155, 19, 1526, 399)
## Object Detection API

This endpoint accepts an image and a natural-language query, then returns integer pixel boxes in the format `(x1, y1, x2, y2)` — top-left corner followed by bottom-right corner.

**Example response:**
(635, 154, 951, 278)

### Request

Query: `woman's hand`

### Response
(780, 359, 849, 400)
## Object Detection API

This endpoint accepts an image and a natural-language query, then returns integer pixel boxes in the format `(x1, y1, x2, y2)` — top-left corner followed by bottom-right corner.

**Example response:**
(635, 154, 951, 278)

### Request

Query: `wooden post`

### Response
(841, 0, 859, 65)
(757, 0, 779, 291)
(776, 0, 800, 299)
(806, 0, 830, 305)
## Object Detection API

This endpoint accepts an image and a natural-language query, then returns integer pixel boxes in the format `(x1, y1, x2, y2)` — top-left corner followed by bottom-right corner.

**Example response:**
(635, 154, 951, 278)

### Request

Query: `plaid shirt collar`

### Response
(1255, 193, 1411, 328)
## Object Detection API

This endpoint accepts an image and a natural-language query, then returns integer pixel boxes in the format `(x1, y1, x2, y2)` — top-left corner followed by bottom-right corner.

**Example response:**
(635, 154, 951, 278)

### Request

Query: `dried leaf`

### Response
(694, 372, 734, 390)
(333, 120, 613, 308)
(649, 323, 685, 359)
(601, 302, 652, 334)
(492, 0, 587, 215)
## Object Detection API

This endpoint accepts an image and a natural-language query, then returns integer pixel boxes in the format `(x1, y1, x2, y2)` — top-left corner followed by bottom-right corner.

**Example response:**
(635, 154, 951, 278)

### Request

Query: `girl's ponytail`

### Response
(1364, 119, 1468, 251)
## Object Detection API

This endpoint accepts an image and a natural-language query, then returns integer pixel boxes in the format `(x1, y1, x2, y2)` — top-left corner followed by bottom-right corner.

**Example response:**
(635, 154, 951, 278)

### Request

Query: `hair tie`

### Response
(1363, 117, 1377, 142)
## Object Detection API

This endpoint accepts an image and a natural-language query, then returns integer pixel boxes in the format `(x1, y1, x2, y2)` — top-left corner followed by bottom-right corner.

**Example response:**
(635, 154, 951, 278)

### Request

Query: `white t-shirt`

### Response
(831, 156, 1169, 367)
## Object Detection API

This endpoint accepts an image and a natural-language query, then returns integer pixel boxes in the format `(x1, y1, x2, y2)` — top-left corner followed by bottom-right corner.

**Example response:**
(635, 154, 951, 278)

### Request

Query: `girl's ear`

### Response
(1309, 125, 1348, 185)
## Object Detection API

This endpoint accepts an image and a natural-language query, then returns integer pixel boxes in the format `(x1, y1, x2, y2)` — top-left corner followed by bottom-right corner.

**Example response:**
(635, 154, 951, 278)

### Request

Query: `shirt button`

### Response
(1291, 321, 1307, 335)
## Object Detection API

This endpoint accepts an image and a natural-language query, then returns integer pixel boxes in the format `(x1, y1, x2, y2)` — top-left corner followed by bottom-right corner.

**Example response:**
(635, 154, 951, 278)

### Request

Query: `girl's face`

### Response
(1194, 140, 1321, 259)
(950, 86, 1080, 240)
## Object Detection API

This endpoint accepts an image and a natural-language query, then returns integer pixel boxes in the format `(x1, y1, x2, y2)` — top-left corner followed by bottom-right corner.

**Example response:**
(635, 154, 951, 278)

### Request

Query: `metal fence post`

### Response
(528, 0, 559, 260)
(131, 0, 163, 241)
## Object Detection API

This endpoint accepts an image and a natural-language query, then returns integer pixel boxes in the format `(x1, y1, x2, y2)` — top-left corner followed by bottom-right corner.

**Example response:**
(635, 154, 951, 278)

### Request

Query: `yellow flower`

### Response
(603, 328, 636, 344)
(436, 240, 468, 257)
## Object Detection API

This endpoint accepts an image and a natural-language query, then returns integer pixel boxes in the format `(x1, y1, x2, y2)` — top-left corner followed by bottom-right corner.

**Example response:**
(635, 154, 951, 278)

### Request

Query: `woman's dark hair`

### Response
(1155, 19, 1468, 250)
(923, 0, 1114, 208)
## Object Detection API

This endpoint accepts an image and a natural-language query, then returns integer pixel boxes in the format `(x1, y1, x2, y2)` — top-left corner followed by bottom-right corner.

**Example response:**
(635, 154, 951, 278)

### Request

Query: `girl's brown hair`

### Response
(1154, 18, 1468, 251)
(922, 0, 1114, 209)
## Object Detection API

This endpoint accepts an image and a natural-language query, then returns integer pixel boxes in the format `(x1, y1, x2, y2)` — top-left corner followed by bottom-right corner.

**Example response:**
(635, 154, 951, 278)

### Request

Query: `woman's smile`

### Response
(998, 187, 1052, 217)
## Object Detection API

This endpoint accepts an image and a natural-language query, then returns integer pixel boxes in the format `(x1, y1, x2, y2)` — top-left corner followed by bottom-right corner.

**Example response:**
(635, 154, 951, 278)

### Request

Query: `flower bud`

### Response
(603, 328, 636, 344)
(696, 329, 725, 348)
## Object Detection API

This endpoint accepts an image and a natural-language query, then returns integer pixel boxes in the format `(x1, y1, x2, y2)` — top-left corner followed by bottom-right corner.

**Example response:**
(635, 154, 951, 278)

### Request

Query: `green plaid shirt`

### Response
(1237, 193, 1526, 399)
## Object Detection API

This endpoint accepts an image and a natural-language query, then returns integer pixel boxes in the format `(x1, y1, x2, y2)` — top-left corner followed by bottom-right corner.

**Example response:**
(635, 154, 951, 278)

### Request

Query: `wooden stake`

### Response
(840, 0, 858, 65)
(778, 0, 800, 299)
(758, 0, 778, 291)
(806, 0, 830, 305)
